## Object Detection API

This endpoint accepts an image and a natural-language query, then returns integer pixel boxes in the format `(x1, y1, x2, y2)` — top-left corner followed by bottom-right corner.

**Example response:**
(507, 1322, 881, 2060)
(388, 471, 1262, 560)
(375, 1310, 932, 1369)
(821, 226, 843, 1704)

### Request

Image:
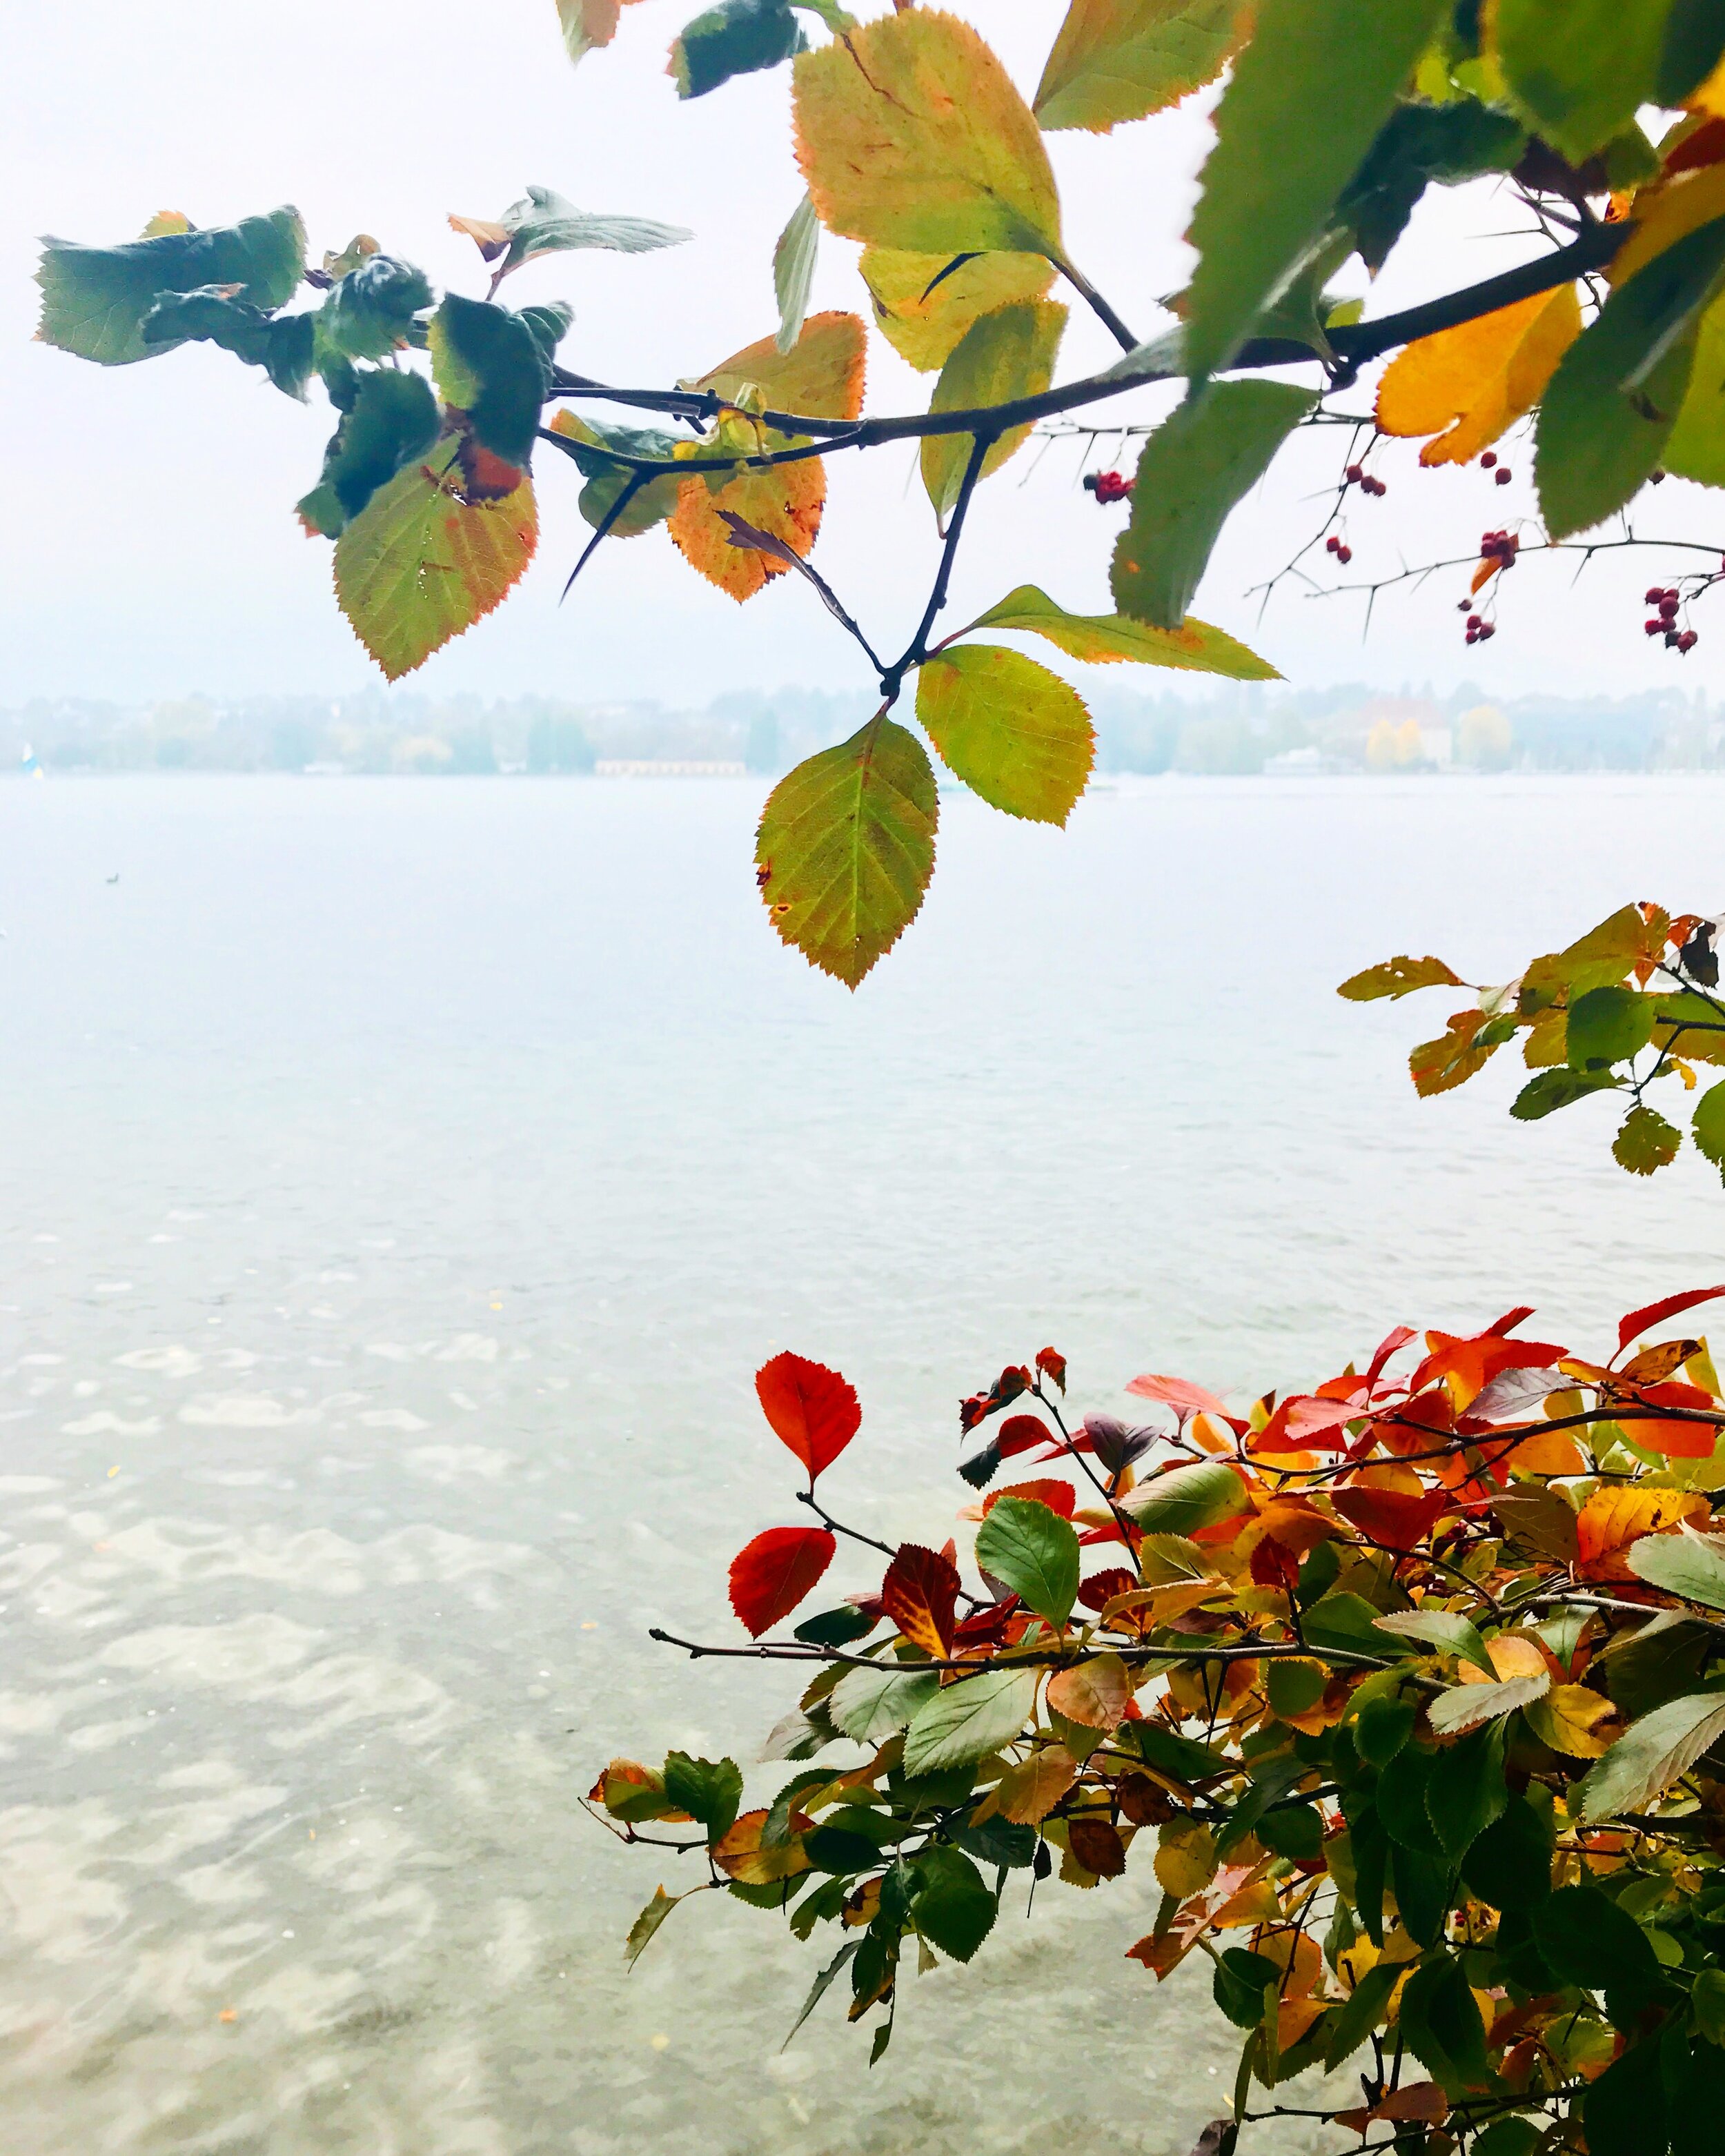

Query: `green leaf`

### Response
(452, 185, 689, 288)
(803, 1824, 887, 1872)
(1183, 0, 1448, 379)
(782, 1937, 858, 2046)
(1353, 1695, 1416, 1766)
(1660, 0, 1725, 103)
(1336, 955, 1463, 1002)
(1372, 1608, 1491, 1673)
(1694, 1079, 1725, 1178)
(1301, 1591, 1409, 1664)
(754, 715, 938, 987)
(1128, 1721, 1230, 1783)
(963, 583, 1278, 680)
(662, 1751, 743, 1840)
(1534, 1882, 1662, 1992)
(1668, 293, 1725, 488)
(902, 1669, 1039, 1775)
(1213, 1946, 1279, 2028)
(952, 1813, 1037, 1868)
(915, 645, 1093, 826)
(1389, 1843, 1455, 1948)
(792, 9, 1065, 257)
(1426, 1721, 1509, 1859)
(1117, 1459, 1249, 1536)
(1536, 219, 1725, 540)
(1461, 1792, 1553, 1912)
(1427, 1671, 1550, 1737)
(1583, 2038, 1668, 2156)
(974, 1495, 1081, 1629)
(624, 1885, 684, 1968)
(1695, 1964, 1725, 2044)
(332, 432, 537, 679)
(1034, 0, 1245, 133)
(1339, 98, 1525, 273)
(317, 253, 433, 362)
(910, 1845, 996, 1961)
(671, 0, 805, 98)
(139, 288, 314, 397)
(295, 368, 440, 537)
(429, 294, 545, 468)
(37, 205, 306, 366)
(1376, 1743, 1446, 1856)
(773, 192, 819, 355)
(519, 301, 575, 377)
(1510, 1067, 1622, 1120)
(1398, 1955, 1490, 2097)
(829, 1663, 941, 1742)
(1615, 1102, 1682, 1176)
(546, 413, 684, 537)
(920, 300, 1067, 524)
(793, 1603, 878, 1648)
(1575, 1689, 1725, 1822)
(1111, 381, 1317, 628)
(1568, 984, 1657, 1069)
(1323, 1957, 1399, 2066)
(1492, 0, 1670, 164)
(1470, 2120, 1544, 2156)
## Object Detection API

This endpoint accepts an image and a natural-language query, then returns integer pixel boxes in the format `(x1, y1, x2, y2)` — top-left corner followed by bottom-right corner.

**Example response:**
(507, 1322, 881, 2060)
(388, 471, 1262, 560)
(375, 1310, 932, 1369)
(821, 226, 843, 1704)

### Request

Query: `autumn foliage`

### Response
(596, 1309, 1725, 2151)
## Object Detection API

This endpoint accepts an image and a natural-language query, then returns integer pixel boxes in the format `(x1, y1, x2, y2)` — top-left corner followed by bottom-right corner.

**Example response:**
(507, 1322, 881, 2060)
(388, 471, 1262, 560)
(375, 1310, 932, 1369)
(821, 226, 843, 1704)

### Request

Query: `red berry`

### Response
(1646, 586, 1664, 604)
(1466, 614, 1481, 629)
(1495, 467, 1512, 484)
(1679, 630, 1699, 652)
(1647, 620, 1665, 634)
(1326, 535, 1340, 552)
(1346, 463, 1363, 482)
(1337, 544, 1352, 564)
(1480, 451, 1497, 468)
(1477, 622, 1495, 640)
(1666, 589, 1681, 604)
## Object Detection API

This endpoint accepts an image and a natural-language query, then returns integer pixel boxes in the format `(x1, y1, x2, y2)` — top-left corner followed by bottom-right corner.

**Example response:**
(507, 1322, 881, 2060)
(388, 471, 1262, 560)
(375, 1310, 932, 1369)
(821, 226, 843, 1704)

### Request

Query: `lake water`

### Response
(3, 772, 1722, 2156)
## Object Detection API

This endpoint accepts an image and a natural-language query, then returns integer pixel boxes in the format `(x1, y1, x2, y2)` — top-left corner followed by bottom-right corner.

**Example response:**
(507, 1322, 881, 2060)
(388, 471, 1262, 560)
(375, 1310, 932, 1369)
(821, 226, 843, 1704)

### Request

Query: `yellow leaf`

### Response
(920, 300, 1067, 523)
(793, 10, 1064, 257)
(1505, 1426, 1587, 1476)
(1609, 164, 1725, 288)
(996, 1743, 1078, 1823)
(1034, 0, 1247, 134)
(1524, 1683, 1619, 1759)
(860, 248, 1056, 373)
(1576, 1485, 1709, 1579)
(1375, 286, 1581, 466)
(1691, 54, 1725, 118)
(1666, 289, 1725, 488)
(334, 435, 536, 682)
(916, 644, 1094, 824)
(1045, 1653, 1134, 1730)
(141, 210, 190, 239)
(1154, 1819, 1218, 1898)
(1486, 1632, 1550, 1683)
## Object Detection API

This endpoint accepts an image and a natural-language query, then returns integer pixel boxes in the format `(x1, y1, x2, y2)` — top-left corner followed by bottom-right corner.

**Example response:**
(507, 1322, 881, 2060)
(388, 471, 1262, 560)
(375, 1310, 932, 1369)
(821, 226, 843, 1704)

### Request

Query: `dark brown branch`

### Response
(645, 1626, 1391, 1671)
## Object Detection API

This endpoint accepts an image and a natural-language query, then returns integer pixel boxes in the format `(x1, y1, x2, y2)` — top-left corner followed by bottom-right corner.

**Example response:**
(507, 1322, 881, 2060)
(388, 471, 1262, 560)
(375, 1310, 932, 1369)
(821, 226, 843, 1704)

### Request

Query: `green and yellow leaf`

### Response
(916, 644, 1094, 824)
(1034, 0, 1247, 133)
(860, 248, 1055, 373)
(921, 300, 1067, 525)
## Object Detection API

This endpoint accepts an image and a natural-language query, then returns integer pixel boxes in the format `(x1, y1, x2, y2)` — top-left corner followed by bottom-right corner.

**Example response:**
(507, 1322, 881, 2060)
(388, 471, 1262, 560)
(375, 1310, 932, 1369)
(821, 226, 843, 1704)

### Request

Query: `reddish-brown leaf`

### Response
(1067, 1817, 1126, 1878)
(1077, 1566, 1138, 1611)
(880, 1541, 960, 1656)
(755, 1351, 861, 1481)
(1125, 1371, 1229, 1416)
(1330, 1485, 1450, 1552)
(997, 1413, 1056, 1457)
(980, 1478, 1076, 1519)
(728, 1525, 836, 1636)
(1036, 1346, 1067, 1391)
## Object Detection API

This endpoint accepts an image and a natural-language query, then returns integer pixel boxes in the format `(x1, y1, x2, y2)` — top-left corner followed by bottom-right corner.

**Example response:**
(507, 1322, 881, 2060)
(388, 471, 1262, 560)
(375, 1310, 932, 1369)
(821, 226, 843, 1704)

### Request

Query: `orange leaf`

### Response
(1575, 1486, 1708, 1580)
(1330, 1483, 1449, 1551)
(692, 310, 866, 426)
(1375, 286, 1581, 465)
(880, 1541, 960, 1656)
(754, 1352, 860, 1480)
(996, 1745, 1076, 1823)
(1045, 1652, 1134, 1730)
(1126, 1371, 1230, 1416)
(712, 1807, 813, 1885)
(671, 457, 826, 602)
(728, 1525, 836, 1636)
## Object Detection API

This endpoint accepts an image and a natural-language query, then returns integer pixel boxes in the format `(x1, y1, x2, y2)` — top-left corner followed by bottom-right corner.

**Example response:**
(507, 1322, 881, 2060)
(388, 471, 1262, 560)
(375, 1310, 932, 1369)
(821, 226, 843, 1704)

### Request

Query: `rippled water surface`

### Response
(3, 772, 1722, 2155)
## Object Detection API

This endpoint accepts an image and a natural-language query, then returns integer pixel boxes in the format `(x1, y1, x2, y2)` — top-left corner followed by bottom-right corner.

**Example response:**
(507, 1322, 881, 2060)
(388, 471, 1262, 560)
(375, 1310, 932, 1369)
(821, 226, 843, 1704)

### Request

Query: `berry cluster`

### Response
(1480, 451, 1512, 485)
(1463, 613, 1496, 645)
(1345, 462, 1386, 497)
(1083, 469, 1134, 504)
(1324, 534, 1354, 565)
(1645, 586, 1699, 653)
(1479, 529, 1519, 566)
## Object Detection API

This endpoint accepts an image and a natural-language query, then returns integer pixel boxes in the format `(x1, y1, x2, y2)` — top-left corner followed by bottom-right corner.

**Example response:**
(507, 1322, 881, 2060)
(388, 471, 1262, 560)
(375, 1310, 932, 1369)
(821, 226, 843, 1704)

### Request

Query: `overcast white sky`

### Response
(5, 3, 1722, 709)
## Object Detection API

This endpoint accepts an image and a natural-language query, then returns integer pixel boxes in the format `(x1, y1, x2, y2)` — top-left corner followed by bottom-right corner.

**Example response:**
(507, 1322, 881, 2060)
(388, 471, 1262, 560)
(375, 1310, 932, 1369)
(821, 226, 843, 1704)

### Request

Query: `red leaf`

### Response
(1618, 1285, 1725, 1351)
(880, 1542, 960, 1656)
(952, 1596, 1021, 1649)
(1251, 1396, 1359, 1456)
(1036, 1346, 1067, 1391)
(1250, 1538, 1301, 1591)
(1330, 1485, 1449, 1552)
(981, 1478, 1076, 1519)
(1486, 1305, 1537, 1336)
(728, 1525, 835, 1636)
(755, 1352, 861, 1481)
(1366, 1325, 1417, 1385)
(997, 1413, 1055, 1458)
(1125, 1372, 1228, 1416)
